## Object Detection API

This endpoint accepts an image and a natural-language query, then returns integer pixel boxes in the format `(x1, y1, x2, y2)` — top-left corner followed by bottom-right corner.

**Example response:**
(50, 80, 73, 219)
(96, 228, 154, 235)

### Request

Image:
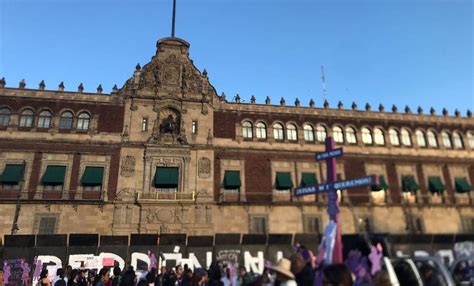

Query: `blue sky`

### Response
(1, 0, 472, 114)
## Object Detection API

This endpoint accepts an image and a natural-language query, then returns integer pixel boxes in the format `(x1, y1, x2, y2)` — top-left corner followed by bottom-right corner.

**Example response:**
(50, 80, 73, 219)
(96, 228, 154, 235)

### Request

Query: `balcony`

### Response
(136, 191, 195, 202)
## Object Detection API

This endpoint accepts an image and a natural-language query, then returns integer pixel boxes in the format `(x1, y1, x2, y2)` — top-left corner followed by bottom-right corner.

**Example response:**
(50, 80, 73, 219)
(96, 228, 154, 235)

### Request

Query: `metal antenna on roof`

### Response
(321, 65, 328, 101)
(171, 0, 177, 37)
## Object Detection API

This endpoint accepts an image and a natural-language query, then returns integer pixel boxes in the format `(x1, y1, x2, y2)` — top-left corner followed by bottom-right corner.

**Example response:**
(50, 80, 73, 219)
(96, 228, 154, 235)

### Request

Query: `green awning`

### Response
(301, 173, 318, 187)
(428, 176, 445, 193)
(276, 172, 293, 190)
(402, 175, 419, 193)
(455, 178, 471, 193)
(154, 167, 179, 188)
(81, 167, 104, 186)
(371, 175, 389, 192)
(0, 164, 25, 184)
(224, 171, 241, 189)
(41, 166, 66, 185)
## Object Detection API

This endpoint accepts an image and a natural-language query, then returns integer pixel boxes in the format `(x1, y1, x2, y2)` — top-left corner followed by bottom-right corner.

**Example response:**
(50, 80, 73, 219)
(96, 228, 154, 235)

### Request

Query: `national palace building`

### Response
(0, 37, 473, 240)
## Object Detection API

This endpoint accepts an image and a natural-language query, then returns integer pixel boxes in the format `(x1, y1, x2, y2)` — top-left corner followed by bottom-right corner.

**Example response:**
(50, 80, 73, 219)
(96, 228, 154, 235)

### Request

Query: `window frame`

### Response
(361, 127, 373, 145)
(332, 126, 344, 143)
(0, 107, 11, 127)
(59, 111, 74, 130)
(452, 132, 463, 149)
(303, 124, 314, 142)
(373, 128, 385, 146)
(427, 130, 438, 147)
(441, 131, 452, 149)
(273, 123, 284, 141)
(77, 112, 91, 131)
(345, 127, 357, 144)
(37, 110, 52, 129)
(255, 122, 267, 139)
(286, 123, 297, 141)
(19, 109, 34, 128)
(415, 130, 427, 147)
(242, 121, 253, 139)
(316, 125, 327, 142)
(400, 129, 412, 146)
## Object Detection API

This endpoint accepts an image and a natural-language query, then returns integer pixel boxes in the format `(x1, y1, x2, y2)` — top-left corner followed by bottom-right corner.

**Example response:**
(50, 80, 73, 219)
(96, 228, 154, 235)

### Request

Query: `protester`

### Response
(419, 263, 447, 286)
(39, 269, 52, 286)
(0, 270, 4, 286)
(111, 266, 122, 286)
(373, 270, 391, 286)
(53, 268, 66, 286)
(237, 266, 253, 286)
(268, 258, 297, 286)
(119, 268, 136, 286)
(175, 265, 184, 285)
(191, 268, 208, 286)
(95, 268, 111, 286)
(181, 268, 193, 286)
(146, 267, 157, 286)
(67, 269, 81, 286)
(321, 264, 353, 286)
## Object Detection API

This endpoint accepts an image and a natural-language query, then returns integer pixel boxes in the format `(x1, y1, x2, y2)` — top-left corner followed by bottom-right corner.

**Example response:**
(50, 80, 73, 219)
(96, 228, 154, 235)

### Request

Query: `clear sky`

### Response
(1, 0, 472, 114)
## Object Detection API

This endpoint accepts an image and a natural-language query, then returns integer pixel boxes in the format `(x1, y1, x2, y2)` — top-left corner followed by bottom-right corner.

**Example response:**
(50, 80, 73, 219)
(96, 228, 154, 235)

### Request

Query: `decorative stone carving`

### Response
(145, 208, 174, 223)
(116, 188, 135, 199)
(198, 157, 211, 178)
(120, 156, 136, 177)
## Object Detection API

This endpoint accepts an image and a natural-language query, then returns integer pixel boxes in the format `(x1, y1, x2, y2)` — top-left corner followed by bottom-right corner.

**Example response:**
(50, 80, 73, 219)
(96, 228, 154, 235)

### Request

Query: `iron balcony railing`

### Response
(136, 191, 195, 202)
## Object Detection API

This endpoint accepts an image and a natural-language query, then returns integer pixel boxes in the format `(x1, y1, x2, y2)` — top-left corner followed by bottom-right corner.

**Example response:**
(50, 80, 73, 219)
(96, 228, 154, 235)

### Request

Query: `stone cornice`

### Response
(0, 87, 121, 104)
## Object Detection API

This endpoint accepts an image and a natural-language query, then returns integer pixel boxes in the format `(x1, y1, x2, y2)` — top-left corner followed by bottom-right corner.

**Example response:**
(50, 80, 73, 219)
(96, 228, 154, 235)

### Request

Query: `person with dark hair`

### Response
(393, 261, 419, 286)
(208, 262, 223, 286)
(175, 265, 184, 286)
(111, 266, 122, 286)
(77, 270, 87, 286)
(181, 268, 193, 286)
(67, 269, 80, 286)
(145, 267, 157, 286)
(419, 263, 447, 286)
(53, 268, 65, 286)
(238, 266, 253, 286)
(119, 269, 136, 286)
(322, 264, 353, 286)
(137, 280, 149, 286)
(373, 270, 391, 286)
(191, 268, 208, 286)
(39, 269, 51, 286)
(95, 268, 111, 286)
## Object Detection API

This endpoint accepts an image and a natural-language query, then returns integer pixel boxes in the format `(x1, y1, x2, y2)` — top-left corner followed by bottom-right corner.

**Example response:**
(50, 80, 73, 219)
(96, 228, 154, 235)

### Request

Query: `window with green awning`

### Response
(402, 175, 419, 193)
(455, 178, 471, 193)
(154, 167, 179, 188)
(41, 166, 66, 185)
(224, 171, 241, 189)
(428, 176, 445, 193)
(371, 175, 389, 192)
(276, 172, 293, 190)
(0, 164, 25, 184)
(81, 167, 104, 186)
(301, 173, 318, 187)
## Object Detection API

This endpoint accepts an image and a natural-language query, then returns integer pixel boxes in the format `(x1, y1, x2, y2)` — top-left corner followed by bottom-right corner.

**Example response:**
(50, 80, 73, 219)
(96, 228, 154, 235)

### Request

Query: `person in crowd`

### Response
(191, 268, 208, 286)
(156, 266, 168, 286)
(181, 268, 193, 286)
(53, 268, 66, 286)
(95, 268, 111, 286)
(393, 261, 419, 286)
(268, 258, 297, 286)
(208, 262, 223, 286)
(67, 269, 81, 286)
(137, 279, 149, 286)
(0, 269, 4, 286)
(175, 265, 184, 286)
(419, 263, 447, 286)
(111, 266, 122, 286)
(119, 268, 136, 286)
(162, 269, 177, 286)
(237, 266, 253, 286)
(291, 247, 314, 286)
(372, 270, 391, 286)
(146, 267, 157, 286)
(321, 264, 353, 286)
(39, 269, 52, 286)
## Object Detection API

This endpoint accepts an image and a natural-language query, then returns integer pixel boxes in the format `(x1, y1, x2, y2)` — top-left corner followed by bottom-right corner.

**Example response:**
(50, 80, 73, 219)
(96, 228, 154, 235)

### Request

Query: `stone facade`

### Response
(0, 37, 473, 240)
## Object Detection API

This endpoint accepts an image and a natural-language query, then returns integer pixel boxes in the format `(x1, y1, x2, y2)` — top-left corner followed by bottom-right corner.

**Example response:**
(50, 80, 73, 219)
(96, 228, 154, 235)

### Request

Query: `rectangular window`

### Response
(250, 215, 267, 234)
(223, 171, 241, 192)
(81, 166, 104, 191)
(41, 165, 66, 191)
(154, 167, 179, 191)
(462, 217, 474, 233)
(38, 217, 57, 234)
(142, 118, 148, 132)
(412, 216, 424, 234)
(192, 121, 198, 134)
(303, 216, 321, 234)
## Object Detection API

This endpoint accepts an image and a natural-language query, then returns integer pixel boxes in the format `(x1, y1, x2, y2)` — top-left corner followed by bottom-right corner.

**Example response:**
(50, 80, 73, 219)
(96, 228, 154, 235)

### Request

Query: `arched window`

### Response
(415, 130, 426, 147)
(59, 111, 74, 129)
(468, 131, 474, 149)
(316, 125, 327, 142)
(333, 126, 344, 143)
(303, 124, 314, 142)
(345, 127, 357, 144)
(452, 132, 463, 149)
(242, 121, 253, 139)
(389, 129, 400, 146)
(77, 112, 91, 131)
(19, 109, 34, 127)
(37, 110, 52, 128)
(0, 107, 11, 127)
(441, 131, 452, 149)
(427, 131, 438, 147)
(255, 122, 266, 139)
(401, 129, 412, 146)
(287, 124, 297, 141)
(374, 128, 385, 145)
(273, 123, 284, 140)
(361, 127, 373, 145)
